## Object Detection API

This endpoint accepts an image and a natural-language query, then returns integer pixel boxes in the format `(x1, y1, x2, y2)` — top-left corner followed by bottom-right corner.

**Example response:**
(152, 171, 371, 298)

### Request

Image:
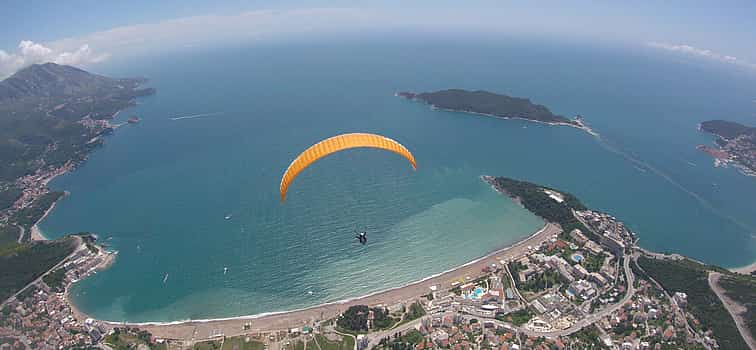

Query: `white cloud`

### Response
(12, 6, 753, 79)
(47, 8, 384, 55)
(0, 40, 110, 78)
(1, 8, 381, 79)
(647, 41, 756, 70)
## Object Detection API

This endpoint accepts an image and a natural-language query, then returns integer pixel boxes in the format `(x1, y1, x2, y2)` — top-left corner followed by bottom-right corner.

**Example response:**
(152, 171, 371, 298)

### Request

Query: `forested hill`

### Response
(700, 120, 756, 141)
(0, 63, 148, 101)
(397, 89, 574, 125)
(0, 63, 154, 246)
(0, 63, 154, 182)
(698, 120, 756, 176)
(482, 175, 597, 240)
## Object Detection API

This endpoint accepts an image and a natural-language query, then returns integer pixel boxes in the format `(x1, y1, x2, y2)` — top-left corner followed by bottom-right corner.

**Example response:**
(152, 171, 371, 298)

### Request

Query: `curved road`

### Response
(511, 254, 635, 338)
(708, 272, 755, 350)
(366, 254, 636, 347)
(0, 236, 83, 308)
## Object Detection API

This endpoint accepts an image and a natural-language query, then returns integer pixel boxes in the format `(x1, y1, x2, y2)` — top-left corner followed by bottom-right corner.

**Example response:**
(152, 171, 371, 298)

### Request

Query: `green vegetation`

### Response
(79, 233, 100, 253)
(220, 336, 265, 350)
(700, 120, 756, 140)
(496, 309, 532, 326)
(403, 301, 426, 322)
(698, 120, 756, 173)
(569, 325, 607, 348)
(0, 224, 21, 253)
(193, 340, 222, 350)
(518, 269, 567, 293)
(399, 89, 574, 125)
(489, 177, 598, 241)
(104, 327, 166, 350)
(0, 63, 154, 182)
(510, 259, 566, 294)
(0, 186, 21, 210)
(397, 329, 424, 344)
(315, 334, 354, 350)
(337, 305, 396, 333)
(637, 256, 749, 350)
(718, 273, 756, 341)
(11, 191, 64, 231)
(583, 253, 604, 273)
(0, 237, 77, 300)
(377, 329, 425, 350)
(42, 267, 67, 292)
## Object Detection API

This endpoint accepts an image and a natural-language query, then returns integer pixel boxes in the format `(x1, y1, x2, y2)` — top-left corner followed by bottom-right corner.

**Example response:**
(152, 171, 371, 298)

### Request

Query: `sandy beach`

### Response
(730, 261, 756, 275)
(30, 193, 65, 241)
(126, 222, 561, 340)
(66, 249, 118, 322)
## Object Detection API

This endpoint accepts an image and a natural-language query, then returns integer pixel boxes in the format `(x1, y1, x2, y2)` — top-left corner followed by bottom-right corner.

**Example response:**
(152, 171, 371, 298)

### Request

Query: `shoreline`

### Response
(435, 107, 599, 137)
(730, 261, 756, 275)
(78, 222, 560, 339)
(66, 246, 119, 325)
(30, 191, 68, 241)
(395, 92, 599, 137)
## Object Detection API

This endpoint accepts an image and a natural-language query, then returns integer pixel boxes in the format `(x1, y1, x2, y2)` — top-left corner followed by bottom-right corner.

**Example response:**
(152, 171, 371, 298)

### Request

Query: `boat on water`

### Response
(224, 214, 232, 220)
(162, 273, 169, 284)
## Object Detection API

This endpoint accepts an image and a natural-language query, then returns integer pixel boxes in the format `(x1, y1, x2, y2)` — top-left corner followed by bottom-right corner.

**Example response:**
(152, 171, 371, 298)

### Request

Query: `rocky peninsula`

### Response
(698, 120, 756, 177)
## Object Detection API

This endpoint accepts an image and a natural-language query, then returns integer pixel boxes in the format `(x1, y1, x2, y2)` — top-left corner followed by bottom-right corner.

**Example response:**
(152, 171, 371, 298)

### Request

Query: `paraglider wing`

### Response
(280, 133, 417, 202)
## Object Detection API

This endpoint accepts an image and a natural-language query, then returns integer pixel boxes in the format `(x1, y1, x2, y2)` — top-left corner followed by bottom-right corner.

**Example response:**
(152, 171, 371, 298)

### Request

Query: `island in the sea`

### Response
(397, 89, 597, 136)
(697, 119, 756, 177)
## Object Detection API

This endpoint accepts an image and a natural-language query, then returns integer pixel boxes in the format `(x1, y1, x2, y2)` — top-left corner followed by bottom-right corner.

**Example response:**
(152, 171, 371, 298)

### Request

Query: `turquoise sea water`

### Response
(40, 35, 756, 322)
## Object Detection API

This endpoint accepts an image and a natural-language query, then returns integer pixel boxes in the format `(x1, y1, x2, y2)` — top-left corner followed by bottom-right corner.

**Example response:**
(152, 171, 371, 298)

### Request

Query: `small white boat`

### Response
(224, 214, 232, 220)
(223, 267, 228, 275)
(163, 273, 169, 284)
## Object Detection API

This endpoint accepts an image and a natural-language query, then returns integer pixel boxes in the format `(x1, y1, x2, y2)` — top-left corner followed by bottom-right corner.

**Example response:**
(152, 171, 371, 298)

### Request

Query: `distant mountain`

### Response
(0, 63, 148, 101)
(0, 63, 155, 182)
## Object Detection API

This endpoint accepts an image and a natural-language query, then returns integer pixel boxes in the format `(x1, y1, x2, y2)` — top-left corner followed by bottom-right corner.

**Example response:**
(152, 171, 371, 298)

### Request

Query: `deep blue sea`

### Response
(40, 34, 756, 322)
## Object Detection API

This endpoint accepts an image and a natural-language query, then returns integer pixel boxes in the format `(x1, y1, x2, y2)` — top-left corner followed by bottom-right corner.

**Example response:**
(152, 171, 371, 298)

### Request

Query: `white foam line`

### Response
(169, 112, 224, 121)
(593, 134, 755, 234)
(103, 224, 552, 326)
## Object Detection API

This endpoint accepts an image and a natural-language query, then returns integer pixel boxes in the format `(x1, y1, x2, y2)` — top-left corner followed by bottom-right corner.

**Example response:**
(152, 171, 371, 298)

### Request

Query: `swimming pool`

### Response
(464, 286, 486, 300)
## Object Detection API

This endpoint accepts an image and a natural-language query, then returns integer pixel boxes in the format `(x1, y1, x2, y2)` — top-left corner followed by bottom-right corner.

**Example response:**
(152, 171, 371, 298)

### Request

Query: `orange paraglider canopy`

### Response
(280, 133, 417, 202)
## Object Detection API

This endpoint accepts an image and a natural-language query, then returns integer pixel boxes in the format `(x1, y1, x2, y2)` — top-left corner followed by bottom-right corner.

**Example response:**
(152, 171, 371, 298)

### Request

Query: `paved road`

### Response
(365, 317, 428, 349)
(0, 236, 83, 308)
(515, 253, 635, 337)
(468, 253, 636, 339)
(364, 254, 638, 346)
(708, 272, 755, 350)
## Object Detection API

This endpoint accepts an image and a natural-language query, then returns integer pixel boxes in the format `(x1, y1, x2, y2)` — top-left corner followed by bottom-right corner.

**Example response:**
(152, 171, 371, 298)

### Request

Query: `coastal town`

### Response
(697, 120, 756, 177)
(2, 178, 739, 350)
(2, 16, 756, 350)
(0, 63, 152, 247)
(0, 235, 116, 349)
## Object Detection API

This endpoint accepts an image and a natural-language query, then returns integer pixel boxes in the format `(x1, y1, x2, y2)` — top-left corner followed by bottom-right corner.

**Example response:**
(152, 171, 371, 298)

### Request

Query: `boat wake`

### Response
(593, 135, 755, 234)
(169, 112, 224, 121)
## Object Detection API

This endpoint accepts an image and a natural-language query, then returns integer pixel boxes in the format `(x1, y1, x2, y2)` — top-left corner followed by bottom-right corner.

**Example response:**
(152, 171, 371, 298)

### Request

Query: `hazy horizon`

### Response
(3, 2, 756, 79)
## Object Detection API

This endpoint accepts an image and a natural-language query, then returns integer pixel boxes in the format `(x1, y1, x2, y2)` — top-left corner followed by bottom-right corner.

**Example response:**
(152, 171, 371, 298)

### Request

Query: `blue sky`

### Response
(2, 1, 755, 77)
